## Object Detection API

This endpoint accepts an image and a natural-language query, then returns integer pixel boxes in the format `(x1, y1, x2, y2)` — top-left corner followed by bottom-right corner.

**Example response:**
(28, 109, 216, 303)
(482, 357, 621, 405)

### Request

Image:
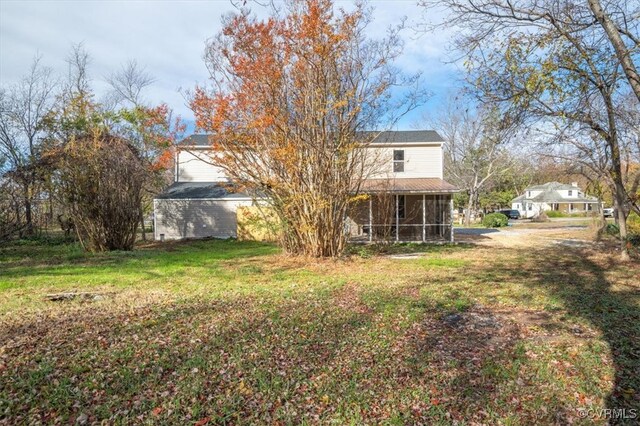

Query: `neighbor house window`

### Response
(395, 195, 406, 219)
(527, 191, 531, 198)
(568, 190, 573, 196)
(393, 150, 405, 173)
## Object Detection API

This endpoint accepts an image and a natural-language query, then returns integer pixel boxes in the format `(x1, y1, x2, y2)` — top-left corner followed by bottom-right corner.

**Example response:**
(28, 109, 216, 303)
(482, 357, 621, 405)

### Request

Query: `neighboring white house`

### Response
(511, 182, 601, 219)
(154, 131, 458, 241)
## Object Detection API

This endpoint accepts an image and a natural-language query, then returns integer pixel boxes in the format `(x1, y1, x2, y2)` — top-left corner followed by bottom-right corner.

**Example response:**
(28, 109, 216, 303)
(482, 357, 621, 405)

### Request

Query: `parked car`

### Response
(603, 207, 614, 218)
(497, 209, 520, 220)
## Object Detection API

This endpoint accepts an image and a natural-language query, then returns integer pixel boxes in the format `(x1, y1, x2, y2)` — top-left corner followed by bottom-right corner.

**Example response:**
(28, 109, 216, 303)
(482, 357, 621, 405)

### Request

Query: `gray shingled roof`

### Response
(531, 191, 598, 203)
(180, 131, 444, 147)
(155, 182, 250, 200)
(511, 181, 599, 204)
(527, 181, 579, 191)
(180, 134, 212, 147)
(363, 130, 444, 144)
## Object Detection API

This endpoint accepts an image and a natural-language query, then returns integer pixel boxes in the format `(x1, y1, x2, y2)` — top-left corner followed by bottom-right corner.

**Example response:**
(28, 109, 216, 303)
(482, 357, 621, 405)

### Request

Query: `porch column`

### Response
(368, 196, 373, 243)
(450, 196, 454, 243)
(422, 194, 426, 242)
(395, 194, 399, 242)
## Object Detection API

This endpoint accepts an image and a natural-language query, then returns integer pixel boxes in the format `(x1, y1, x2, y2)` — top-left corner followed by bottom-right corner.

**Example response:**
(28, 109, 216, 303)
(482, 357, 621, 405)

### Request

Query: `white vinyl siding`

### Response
(177, 150, 227, 182)
(154, 198, 252, 240)
(366, 145, 443, 179)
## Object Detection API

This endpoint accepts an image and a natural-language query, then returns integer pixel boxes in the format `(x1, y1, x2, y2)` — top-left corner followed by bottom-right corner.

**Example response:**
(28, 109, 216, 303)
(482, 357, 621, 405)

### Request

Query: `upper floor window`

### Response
(568, 190, 573, 196)
(527, 191, 531, 198)
(393, 150, 405, 173)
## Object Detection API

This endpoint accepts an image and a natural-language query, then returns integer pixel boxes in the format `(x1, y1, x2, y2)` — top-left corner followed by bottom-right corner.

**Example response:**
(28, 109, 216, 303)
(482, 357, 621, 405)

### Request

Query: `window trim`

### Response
(393, 149, 405, 173)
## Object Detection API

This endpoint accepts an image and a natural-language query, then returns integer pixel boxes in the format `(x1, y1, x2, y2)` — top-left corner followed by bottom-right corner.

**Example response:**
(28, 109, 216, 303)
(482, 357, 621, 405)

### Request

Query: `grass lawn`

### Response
(0, 233, 638, 424)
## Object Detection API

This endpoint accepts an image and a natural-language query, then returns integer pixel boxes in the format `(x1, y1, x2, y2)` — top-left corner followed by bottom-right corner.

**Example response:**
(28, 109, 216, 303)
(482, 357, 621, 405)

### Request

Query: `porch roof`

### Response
(359, 178, 458, 194)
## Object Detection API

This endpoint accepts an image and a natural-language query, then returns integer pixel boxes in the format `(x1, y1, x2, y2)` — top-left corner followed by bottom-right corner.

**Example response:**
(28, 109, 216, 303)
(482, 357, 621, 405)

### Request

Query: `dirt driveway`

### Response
(454, 219, 602, 249)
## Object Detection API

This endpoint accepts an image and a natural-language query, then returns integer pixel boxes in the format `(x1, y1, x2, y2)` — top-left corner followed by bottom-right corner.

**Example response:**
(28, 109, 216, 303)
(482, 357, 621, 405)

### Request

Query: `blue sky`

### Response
(0, 0, 464, 132)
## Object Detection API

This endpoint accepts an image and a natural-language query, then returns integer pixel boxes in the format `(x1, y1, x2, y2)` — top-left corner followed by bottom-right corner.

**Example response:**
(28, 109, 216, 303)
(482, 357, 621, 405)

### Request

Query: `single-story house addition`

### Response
(511, 181, 601, 219)
(153, 131, 459, 242)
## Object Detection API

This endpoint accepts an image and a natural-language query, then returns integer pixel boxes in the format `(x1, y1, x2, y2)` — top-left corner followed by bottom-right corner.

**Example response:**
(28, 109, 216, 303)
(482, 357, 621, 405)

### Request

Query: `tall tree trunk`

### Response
(139, 206, 146, 242)
(23, 184, 33, 237)
(465, 191, 475, 227)
(588, 0, 640, 103)
(613, 177, 631, 261)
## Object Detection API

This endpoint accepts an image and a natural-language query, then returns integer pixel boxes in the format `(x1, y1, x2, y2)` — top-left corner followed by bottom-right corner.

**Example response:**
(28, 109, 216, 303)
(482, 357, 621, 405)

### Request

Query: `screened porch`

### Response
(346, 193, 454, 243)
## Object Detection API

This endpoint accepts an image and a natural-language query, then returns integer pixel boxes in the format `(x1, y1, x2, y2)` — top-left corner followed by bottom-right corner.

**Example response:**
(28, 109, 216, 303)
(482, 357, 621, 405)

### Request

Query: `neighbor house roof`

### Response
(360, 178, 458, 193)
(155, 182, 250, 200)
(526, 181, 579, 191)
(530, 191, 598, 203)
(179, 130, 445, 147)
(512, 181, 599, 204)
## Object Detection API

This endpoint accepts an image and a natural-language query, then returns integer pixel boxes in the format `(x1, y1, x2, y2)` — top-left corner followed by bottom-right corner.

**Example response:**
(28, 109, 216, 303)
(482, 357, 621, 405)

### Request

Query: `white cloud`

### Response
(0, 0, 463, 129)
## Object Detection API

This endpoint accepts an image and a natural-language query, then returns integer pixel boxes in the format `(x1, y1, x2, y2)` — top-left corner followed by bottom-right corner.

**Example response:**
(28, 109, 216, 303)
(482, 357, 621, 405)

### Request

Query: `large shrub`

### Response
(482, 212, 509, 228)
(58, 132, 147, 251)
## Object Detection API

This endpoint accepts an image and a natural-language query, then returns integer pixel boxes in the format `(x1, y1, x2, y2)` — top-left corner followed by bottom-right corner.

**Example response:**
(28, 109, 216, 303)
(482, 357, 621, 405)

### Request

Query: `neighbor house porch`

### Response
(346, 178, 457, 243)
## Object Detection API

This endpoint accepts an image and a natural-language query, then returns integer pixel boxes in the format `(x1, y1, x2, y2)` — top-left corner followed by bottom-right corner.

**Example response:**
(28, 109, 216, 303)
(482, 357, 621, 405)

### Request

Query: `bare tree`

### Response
(0, 56, 57, 236)
(65, 43, 91, 99)
(588, 0, 640, 102)
(434, 99, 516, 226)
(105, 60, 167, 241)
(420, 0, 639, 260)
(106, 60, 155, 107)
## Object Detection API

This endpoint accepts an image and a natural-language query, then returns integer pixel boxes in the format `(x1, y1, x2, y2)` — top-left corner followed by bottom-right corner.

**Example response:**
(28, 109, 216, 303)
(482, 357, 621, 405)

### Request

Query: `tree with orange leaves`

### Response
(192, 0, 426, 256)
(45, 44, 182, 251)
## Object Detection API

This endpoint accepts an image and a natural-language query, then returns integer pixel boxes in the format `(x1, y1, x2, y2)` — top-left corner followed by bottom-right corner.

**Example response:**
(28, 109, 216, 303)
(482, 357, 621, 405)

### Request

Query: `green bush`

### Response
(605, 223, 620, 236)
(545, 210, 567, 218)
(482, 213, 509, 228)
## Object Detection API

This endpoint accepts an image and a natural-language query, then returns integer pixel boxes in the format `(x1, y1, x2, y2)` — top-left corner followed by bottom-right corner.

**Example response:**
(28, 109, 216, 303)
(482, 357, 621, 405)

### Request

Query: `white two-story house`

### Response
(511, 181, 601, 218)
(153, 131, 458, 242)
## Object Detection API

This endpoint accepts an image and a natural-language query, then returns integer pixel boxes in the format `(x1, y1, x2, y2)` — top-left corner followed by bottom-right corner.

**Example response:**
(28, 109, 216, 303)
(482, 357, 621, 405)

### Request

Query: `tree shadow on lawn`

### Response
(401, 243, 639, 423)
(1, 240, 638, 424)
(522, 247, 640, 420)
(479, 245, 640, 422)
